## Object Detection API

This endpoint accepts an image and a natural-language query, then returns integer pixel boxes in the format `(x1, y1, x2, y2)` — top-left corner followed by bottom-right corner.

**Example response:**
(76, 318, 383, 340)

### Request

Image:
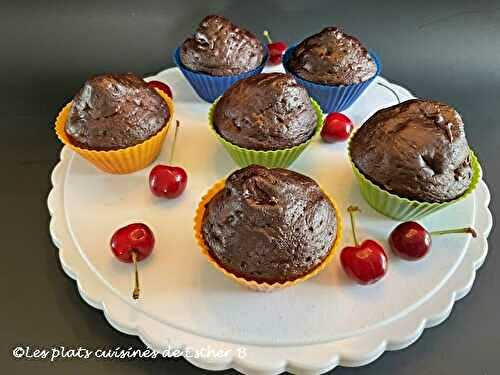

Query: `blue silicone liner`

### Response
(173, 48, 267, 103)
(283, 46, 381, 113)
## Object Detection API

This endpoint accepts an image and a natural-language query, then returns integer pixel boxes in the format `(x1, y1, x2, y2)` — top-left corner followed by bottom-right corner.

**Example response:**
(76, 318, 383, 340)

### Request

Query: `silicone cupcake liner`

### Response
(208, 98, 324, 168)
(194, 179, 343, 292)
(55, 89, 174, 174)
(347, 137, 482, 220)
(173, 48, 267, 103)
(283, 46, 381, 113)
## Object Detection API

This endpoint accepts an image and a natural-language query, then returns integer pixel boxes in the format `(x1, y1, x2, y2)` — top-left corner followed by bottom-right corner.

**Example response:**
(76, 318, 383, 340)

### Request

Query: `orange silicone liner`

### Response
(55, 89, 174, 174)
(194, 179, 343, 292)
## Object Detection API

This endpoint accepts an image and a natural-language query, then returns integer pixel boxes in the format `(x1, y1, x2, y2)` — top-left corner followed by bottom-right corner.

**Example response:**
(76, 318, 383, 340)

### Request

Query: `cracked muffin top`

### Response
(180, 15, 264, 76)
(201, 165, 337, 284)
(213, 73, 318, 150)
(350, 99, 472, 202)
(65, 73, 169, 150)
(287, 27, 377, 85)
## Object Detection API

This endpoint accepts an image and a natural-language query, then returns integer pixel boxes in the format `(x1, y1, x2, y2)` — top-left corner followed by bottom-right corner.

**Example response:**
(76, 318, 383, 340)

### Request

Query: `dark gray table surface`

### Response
(1, 0, 498, 373)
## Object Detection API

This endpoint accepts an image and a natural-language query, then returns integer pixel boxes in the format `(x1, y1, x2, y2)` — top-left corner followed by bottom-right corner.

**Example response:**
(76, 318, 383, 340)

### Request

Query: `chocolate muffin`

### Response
(288, 27, 377, 85)
(213, 73, 318, 150)
(65, 73, 169, 151)
(350, 99, 473, 203)
(180, 15, 264, 76)
(202, 165, 337, 284)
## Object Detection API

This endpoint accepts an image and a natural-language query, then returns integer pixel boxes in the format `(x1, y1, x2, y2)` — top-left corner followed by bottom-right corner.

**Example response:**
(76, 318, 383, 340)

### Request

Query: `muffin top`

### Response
(65, 73, 169, 150)
(180, 15, 264, 76)
(202, 165, 337, 284)
(213, 73, 318, 150)
(350, 99, 473, 203)
(287, 27, 377, 85)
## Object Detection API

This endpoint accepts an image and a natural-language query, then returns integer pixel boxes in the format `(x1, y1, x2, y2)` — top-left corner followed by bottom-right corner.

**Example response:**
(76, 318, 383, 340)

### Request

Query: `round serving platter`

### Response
(48, 65, 492, 374)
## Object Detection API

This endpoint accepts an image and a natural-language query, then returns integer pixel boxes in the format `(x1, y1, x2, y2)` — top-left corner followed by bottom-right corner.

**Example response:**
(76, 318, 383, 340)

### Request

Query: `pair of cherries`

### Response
(111, 80, 188, 299)
(340, 206, 477, 285)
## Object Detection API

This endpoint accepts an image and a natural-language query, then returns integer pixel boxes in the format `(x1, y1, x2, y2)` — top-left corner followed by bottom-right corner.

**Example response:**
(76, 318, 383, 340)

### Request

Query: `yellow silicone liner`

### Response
(55, 89, 174, 174)
(194, 179, 343, 292)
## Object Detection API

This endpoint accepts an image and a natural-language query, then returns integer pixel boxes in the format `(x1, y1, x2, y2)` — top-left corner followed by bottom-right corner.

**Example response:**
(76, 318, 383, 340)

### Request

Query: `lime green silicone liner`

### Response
(348, 140, 482, 220)
(208, 98, 324, 168)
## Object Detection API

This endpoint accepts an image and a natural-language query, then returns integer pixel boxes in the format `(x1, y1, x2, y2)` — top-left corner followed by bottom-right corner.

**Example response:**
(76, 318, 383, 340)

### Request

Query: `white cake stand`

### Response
(48, 66, 492, 374)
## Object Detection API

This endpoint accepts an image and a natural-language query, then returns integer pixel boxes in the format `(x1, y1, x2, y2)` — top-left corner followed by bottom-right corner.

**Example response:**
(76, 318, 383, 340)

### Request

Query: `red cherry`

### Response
(110, 223, 155, 263)
(110, 223, 155, 299)
(340, 206, 388, 285)
(263, 31, 287, 65)
(147, 80, 173, 99)
(341, 240, 388, 285)
(389, 221, 431, 261)
(149, 120, 188, 199)
(149, 165, 187, 198)
(321, 112, 354, 143)
(389, 221, 477, 261)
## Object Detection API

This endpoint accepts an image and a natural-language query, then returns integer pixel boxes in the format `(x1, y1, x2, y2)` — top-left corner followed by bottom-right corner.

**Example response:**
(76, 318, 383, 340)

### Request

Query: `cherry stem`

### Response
(263, 30, 273, 44)
(430, 227, 477, 238)
(347, 206, 361, 247)
(169, 120, 180, 165)
(132, 251, 140, 300)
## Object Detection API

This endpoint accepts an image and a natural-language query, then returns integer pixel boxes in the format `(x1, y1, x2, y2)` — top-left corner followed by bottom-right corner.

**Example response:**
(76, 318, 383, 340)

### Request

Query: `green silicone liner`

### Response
(208, 98, 324, 168)
(347, 137, 482, 220)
